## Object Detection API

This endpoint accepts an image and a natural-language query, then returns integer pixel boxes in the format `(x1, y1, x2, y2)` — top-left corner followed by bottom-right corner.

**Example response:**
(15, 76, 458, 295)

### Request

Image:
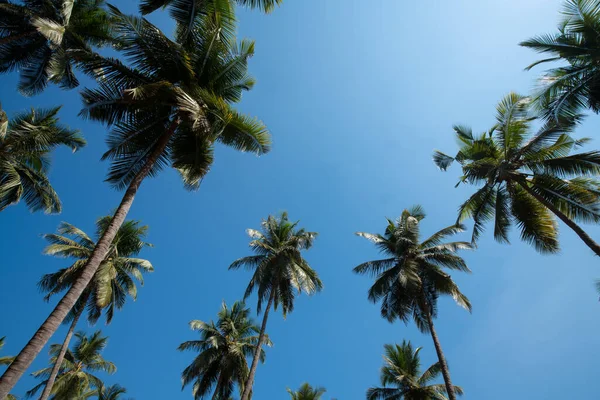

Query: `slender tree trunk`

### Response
(420, 290, 456, 400)
(517, 180, 600, 256)
(0, 123, 178, 400)
(240, 290, 275, 400)
(0, 30, 37, 45)
(38, 291, 90, 400)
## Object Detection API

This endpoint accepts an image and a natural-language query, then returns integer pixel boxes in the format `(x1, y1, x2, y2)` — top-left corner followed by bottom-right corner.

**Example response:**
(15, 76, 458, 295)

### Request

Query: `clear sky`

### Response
(1, 0, 600, 399)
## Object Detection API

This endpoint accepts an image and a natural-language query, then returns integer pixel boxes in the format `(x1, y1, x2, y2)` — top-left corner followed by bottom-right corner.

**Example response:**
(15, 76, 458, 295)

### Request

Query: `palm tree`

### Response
(520, 0, 600, 120)
(287, 383, 326, 400)
(0, 338, 15, 400)
(367, 341, 463, 400)
(36, 216, 152, 400)
(0, 104, 85, 213)
(0, 5, 269, 396)
(229, 212, 322, 400)
(26, 331, 115, 400)
(433, 92, 600, 256)
(94, 384, 130, 400)
(0, 0, 114, 95)
(353, 206, 471, 400)
(178, 301, 270, 400)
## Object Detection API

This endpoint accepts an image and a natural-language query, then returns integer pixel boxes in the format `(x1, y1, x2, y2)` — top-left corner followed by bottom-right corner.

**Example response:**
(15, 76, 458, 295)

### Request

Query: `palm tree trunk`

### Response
(420, 290, 456, 400)
(0, 122, 178, 400)
(38, 291, 90, 400)
(0, 30, 37, 45)
(517, 180, 600, 256)
(240, 290, 275, 400)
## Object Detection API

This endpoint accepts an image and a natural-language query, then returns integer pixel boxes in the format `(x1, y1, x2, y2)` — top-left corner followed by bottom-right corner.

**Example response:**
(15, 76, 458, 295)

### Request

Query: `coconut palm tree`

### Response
(26, 331, 115, 400)
(367, 341, 463, 400)
(94, 384, 130, 400)
(0, 339, 15, 400)
(0, 0, 114, 95)
(0, 104, 85, 213)
(433, 92, 600, 256)
(178, 301, 270, 400)
(36, 216, 152, 400)
(353, 206, 471, 400)
(287, 383, 326, 400)
(520, 0, 600, 120)
(229, 212, 322, 400)
(0, 5, 269, 396)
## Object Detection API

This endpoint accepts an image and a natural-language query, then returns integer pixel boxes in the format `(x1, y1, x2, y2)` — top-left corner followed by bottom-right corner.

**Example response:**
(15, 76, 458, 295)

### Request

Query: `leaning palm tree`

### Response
(287, 383, 326, 400)
(0, 104, 85, 213)
(520, 0, 600, 120)
(434, 92, 600, 256)
(367, 341, 463, 400)
(36, 216, 152, 400)
(0, 338, 15, 400)
(230, 212, 322, 400)
(178, 301, 269, 400)
(26, 331, 115, 400)
(0, 5, 269, 396)
(0, 0, 114, 95)
(354, 206, 471, 400)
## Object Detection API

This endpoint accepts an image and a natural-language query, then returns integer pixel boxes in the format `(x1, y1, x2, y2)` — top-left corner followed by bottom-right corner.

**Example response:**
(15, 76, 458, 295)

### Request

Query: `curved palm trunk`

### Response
(240, 290, 275, 400)
(420, 290, 456, 400)
(38, 291, 90, 400)
(517, 180, 600, 256)
(0, 123, 177, 400)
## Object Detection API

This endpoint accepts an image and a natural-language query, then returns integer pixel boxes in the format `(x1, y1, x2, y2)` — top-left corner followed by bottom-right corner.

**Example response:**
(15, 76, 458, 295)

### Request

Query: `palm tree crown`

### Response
(0, 104, 85, 213)
(230, 212, 323, 316)
(354, 206, 471, 328)
(39, 216, 153, 324)
(0, 0, 114, 95)
(26, 331, 116, 399)
(80, 4, 270, 192)
(178, 301, 269, 400)
(367, 341, 463, 400)
(287, 383, 326, 400)
(520, 0, 600, 120)
(434, 92, 600, 255)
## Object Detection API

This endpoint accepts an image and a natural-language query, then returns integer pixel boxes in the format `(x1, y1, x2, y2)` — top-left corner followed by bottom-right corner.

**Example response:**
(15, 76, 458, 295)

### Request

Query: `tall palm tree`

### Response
(287, 383, 326, 400)
(0, 338, 15, 400)
(0, 5, 270, 397)
(229, 212, 322, 400)
(520, 0, 600, 120)
(353, 206, 471, 400)
(0, 104, 85, 213)
(178, 301, 270, 400)
(367, 341, 463, 400)
(36, 216, 152, 400)
(26, 331, 115, 400)
(433, 92, 600, 256)
(0, 0, 114, 95)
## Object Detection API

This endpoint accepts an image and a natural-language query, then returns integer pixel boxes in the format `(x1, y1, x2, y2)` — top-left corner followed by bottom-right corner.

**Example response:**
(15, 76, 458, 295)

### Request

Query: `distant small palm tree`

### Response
(36, 216, 152, 400)
(520, 0, 600, 120)
(367, 341, 463, 400)
(230, 212, 323, 400)
(0, 338, 15, 400)
(96, 384, 131, 400)
(178, 301, 270, 400)
(0, 0, 114, 95)
(354, 206, 471, 400)
(287, 383, 326, 400)
(434, 92, 600, 256)
(0, 104, 85, 213)
(26, 331, 116, 400)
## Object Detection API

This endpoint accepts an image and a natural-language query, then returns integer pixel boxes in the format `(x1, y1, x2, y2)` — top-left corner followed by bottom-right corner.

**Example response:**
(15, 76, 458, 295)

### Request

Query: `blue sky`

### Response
(1, 0, 600, 398)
